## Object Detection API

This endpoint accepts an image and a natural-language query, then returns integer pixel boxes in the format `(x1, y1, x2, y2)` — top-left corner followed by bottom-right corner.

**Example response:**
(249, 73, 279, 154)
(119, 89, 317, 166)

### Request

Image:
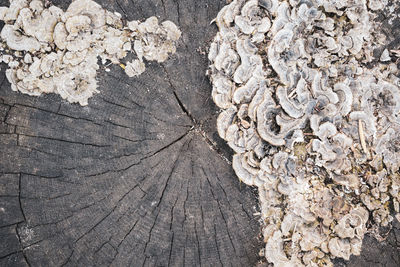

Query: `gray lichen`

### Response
(208, 0, 400, 266)
(0, 0, 181, 105)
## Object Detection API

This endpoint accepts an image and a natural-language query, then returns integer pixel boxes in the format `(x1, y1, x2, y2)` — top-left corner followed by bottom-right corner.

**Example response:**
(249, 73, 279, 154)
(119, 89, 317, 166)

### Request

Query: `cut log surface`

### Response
(0, 1, 399, 267)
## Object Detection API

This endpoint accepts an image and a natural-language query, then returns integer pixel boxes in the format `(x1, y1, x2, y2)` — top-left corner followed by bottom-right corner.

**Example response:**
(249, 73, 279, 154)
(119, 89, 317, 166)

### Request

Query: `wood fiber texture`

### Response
(0, 1, 399, 266)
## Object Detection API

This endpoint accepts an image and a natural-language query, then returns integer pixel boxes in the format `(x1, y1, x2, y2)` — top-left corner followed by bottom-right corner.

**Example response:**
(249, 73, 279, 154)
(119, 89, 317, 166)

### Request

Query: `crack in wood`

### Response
(162, 65, 231, 164)
(11, 103, 103, 126)
(16, 133, 110, 148)
(15, 225, 32, 267)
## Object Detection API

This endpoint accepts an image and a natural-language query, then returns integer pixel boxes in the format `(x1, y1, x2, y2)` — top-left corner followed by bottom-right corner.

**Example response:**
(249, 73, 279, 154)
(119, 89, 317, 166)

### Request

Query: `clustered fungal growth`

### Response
(208, 0, 400, 266)
(0, 0, 181, 105)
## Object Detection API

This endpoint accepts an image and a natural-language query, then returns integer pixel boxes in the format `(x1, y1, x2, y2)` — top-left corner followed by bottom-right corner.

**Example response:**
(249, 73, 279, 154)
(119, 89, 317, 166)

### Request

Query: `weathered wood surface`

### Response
(0, 0, 399, 266)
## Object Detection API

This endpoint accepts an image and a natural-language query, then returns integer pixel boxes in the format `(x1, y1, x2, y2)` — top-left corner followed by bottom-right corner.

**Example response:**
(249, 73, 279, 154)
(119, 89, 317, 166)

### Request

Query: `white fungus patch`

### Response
(208, 0, 400, 266)
(0, 0, 181, 105)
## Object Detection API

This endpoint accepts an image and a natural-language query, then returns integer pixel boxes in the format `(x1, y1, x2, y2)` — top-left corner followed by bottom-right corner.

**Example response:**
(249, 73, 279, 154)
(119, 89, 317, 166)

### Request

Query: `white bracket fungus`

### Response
(208, 0, 400, 266)
(0, 0, 181, 105)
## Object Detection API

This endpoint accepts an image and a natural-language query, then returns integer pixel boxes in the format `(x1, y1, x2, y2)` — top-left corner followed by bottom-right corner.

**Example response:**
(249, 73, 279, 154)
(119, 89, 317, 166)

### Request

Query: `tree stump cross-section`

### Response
(0, 1, 399, 266)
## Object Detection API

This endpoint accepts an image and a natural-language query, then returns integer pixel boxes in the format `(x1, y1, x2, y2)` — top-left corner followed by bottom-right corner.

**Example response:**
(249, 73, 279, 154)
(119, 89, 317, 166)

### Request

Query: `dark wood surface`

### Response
(0, 1, 399, 266)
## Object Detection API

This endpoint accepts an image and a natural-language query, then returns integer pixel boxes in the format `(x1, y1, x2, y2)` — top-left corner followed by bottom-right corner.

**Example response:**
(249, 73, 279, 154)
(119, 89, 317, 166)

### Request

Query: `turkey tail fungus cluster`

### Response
(208, 0, 400, 266)
(0, 0, 180, 105)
